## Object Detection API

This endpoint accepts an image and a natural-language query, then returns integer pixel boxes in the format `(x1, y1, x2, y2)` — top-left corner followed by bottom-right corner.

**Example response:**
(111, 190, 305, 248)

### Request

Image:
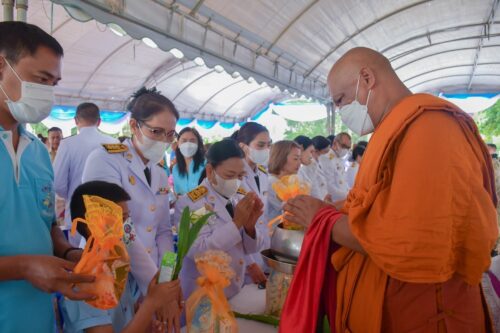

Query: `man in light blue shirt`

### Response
(0, 22, 94, 333)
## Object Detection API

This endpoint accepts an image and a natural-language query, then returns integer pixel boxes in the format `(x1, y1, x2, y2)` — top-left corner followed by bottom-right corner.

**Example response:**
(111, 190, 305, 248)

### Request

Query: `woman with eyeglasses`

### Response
(172, 127, 206, 196)
(82, 87, 179, 298)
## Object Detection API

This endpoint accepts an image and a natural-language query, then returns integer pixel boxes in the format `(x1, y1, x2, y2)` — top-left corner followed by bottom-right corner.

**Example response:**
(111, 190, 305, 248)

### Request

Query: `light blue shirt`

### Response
(172, 159, 206, 196)
(0, 125, 55, 333)
(61, 276, 140, 333)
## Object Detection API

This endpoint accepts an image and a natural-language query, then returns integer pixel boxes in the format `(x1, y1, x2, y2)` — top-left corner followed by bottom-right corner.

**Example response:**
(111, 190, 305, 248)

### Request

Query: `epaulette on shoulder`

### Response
(257, 164, 268, 174)
(102, 143, 128, 154)
(237, 187, 247, 195)
(158, 159, 168, 170)
(187, 185, 208, 202)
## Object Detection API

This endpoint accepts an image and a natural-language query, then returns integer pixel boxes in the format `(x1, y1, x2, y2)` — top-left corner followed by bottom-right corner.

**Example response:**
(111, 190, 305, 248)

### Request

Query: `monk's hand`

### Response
(23, 255, 95, 300)
(283, 195, 329, 229)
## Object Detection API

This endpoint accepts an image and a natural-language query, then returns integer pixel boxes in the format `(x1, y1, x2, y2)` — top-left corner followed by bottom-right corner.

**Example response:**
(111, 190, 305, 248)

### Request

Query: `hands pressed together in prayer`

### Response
(234, 192, 264, 238)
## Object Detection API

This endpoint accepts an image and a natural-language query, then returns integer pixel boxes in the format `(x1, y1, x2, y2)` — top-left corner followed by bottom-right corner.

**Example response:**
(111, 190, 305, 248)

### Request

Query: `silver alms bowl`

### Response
(261, 249, 296, 275)
(270, 223, 305, 263)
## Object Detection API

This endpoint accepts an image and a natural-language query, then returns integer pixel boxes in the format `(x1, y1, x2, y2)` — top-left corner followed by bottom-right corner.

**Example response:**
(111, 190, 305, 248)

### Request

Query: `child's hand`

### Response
(147, 276, 182, 333)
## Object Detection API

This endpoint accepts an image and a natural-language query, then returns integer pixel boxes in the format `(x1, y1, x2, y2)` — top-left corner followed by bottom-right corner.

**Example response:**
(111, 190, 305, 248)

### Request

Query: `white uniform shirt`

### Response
(318, 150, 350, 202)
(298, 160, 329, 200)
(82, 138, 173, 294)
(346, 161, 360, 189)
(240, 161, 269, 272)
(175, 179, 264, 300)
(53, 126, 117, 242)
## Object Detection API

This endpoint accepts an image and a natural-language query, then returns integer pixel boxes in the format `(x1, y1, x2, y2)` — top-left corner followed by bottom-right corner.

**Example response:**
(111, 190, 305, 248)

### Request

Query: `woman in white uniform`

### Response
(266, 141, 302, 223)
(82, 87, 178, 295)
(231, 122, 272, 285)
(174, 139, 264, 300)
(346, 144, 366, 188)
(294, 135, 331, 202)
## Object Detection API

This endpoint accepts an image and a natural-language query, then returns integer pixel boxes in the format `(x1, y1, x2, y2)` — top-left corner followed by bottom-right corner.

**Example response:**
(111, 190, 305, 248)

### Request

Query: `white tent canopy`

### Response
(1, 0, 499, 123)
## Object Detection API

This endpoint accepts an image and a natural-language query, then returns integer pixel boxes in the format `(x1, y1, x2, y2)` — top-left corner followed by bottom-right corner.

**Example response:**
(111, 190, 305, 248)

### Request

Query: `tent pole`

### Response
(2, 0, 14, 22)
(16, 0, 28, 22)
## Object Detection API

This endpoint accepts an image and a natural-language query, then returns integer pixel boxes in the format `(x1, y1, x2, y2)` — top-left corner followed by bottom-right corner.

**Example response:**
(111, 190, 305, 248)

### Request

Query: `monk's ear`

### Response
(360, 67, 376, 90)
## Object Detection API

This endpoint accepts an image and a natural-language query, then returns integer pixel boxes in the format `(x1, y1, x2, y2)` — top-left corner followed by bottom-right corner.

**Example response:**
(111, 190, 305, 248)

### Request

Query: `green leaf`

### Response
(233, 312, 280, 327)
(187, 212, 213, 249)
(172, 207, 191, 280)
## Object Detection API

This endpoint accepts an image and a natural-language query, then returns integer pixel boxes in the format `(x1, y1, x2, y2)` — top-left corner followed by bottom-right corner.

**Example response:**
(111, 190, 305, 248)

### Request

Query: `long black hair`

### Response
(175, 127, 205, 176)
(127, 87, 179, 121)
(198, 139, 245, 184)
(230, 122, 268, 145)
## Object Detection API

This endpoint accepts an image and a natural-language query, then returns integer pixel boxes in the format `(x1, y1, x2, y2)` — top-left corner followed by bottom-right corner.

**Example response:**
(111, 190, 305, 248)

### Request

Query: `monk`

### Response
(283, 47, 498, 333)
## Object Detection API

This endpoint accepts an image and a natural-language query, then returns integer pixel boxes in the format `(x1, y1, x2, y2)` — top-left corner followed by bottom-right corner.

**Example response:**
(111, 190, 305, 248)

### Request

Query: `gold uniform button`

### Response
(239, 259, 244, 265)
(149, 205, 156, 212)
(259, 221, 263, 225)
(146, 226, 152, 232)
(146, 248, 152, 254)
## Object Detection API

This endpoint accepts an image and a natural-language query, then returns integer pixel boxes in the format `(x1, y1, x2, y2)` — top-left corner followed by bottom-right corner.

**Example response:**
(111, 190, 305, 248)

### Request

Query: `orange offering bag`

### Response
(187, 251, 237, 333)
(70, 195, 130, 310)
(271, 174, 311, 230)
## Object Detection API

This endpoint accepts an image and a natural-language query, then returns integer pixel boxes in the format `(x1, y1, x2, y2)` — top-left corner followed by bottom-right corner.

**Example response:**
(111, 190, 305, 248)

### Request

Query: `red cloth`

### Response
(279, 206, 341, 333)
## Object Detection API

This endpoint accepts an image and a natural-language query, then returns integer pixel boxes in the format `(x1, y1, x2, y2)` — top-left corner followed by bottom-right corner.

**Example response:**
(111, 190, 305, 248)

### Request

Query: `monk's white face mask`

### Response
(339, 75, 374, 136)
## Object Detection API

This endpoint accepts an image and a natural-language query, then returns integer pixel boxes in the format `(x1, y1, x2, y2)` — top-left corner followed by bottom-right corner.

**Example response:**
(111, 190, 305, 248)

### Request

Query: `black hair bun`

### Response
(127, 87, 161, 111)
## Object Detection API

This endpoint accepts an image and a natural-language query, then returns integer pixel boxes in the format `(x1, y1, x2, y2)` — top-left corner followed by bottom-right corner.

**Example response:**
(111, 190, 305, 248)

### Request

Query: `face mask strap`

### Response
(354, 75, 361, 102)
(0, 83, 11, 101)
(2, 57, 23, 83)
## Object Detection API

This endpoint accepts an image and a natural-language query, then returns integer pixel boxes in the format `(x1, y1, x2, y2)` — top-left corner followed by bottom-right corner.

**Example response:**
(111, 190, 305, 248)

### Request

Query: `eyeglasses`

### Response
(139, 121, 177, 142)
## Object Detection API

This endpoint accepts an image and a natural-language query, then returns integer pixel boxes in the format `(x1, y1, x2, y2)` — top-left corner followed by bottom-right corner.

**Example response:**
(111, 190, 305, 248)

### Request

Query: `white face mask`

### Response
(136, 126, 170, 163)
(336, 148, 349, 159)
(179, 142, 198, 158)
(338, 75, 374, 136)
(0, 59, 54, 124)
(212, 171, 241, 199)
(249, 147, 270, 166)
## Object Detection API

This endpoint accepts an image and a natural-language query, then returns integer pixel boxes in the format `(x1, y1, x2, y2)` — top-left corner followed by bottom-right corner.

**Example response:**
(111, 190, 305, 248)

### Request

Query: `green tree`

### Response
(30, 122, 49, 136)
(477, 100, 500, 142)
(283, 118, 328, 140)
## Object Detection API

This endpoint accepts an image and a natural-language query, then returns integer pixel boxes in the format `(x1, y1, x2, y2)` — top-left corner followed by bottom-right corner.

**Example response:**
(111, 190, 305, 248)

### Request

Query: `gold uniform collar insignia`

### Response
(187, 185, 208, 202)
(257, 164, 268, 174)
(237, 187, 247, 195)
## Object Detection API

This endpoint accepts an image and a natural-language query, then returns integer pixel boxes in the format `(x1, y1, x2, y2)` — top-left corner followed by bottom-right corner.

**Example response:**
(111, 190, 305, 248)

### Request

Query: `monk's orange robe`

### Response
(335, 94, 498, 333)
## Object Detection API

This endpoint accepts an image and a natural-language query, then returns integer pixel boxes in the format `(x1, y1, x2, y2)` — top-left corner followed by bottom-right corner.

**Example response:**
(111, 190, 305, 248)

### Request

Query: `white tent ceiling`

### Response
(2, 0, 500, 123)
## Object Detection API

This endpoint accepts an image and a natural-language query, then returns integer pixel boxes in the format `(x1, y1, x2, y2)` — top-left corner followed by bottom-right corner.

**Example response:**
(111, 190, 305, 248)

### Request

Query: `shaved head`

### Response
(328, 47, 392, 86)
(327, 47, 411, 133)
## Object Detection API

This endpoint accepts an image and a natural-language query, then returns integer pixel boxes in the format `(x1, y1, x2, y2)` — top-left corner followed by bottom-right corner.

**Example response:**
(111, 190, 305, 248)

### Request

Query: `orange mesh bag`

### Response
(187, 250, 237, 333)
(70, 195, 130, 310)
(270, 174, 311, 230)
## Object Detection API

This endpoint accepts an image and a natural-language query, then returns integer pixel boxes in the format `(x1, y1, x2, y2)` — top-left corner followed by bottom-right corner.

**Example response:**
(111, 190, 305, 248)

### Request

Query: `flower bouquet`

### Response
(270, 174, 311, 230)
